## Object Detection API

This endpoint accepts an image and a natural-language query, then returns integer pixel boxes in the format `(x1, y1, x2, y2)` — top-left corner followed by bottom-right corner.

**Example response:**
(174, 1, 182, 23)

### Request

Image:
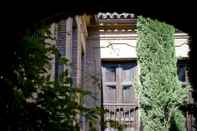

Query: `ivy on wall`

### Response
(136, 16, 188, 131)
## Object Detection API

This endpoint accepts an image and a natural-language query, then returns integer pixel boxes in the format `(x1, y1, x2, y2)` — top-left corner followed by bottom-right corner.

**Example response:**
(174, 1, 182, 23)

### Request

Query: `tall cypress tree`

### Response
(136, 16, 188, 131)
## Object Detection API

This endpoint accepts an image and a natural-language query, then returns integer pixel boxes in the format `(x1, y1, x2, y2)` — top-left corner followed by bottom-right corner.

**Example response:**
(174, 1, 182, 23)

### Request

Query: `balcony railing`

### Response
(103, 103, 138, 128)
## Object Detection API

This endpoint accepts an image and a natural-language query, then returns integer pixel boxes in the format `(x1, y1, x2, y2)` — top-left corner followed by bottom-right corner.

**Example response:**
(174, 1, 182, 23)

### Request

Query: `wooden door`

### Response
(102, 62, 139, 131)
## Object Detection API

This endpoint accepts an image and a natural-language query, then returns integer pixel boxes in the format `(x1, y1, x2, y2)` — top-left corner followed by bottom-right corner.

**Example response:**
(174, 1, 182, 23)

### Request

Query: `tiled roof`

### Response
(97, 12, 135, 19)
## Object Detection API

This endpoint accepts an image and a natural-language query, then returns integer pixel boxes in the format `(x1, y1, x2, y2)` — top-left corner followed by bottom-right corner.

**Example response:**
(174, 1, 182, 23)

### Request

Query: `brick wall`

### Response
(55, 16, 102, 131)
(46, 23, 57, 81)
(71, 24, 81, 87)
(82, 30, 102, 131)
(55, 20, 67, 80)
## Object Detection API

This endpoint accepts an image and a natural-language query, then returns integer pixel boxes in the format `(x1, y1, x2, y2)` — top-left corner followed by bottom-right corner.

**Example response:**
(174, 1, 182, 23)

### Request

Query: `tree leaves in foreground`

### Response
(0, 25, 100, 131)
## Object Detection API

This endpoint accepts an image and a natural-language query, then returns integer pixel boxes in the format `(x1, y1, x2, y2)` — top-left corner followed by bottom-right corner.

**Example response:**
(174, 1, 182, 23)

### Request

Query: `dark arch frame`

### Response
(2, 4, 197, 130)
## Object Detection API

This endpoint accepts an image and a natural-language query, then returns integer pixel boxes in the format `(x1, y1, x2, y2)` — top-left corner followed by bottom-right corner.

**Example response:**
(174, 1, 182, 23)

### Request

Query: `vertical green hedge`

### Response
(136, 16, 188, 131)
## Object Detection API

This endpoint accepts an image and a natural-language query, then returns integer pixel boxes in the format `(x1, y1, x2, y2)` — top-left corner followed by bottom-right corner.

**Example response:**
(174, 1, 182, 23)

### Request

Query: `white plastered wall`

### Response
(100, 32, 189, 59)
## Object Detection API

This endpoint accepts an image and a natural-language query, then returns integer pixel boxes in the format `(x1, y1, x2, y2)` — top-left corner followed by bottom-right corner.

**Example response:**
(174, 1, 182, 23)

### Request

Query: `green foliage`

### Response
(0, 25, 100, 131)
(169, 110, 186, 131)
(104, 120, 125, 131)
(136, 16, 188, 131)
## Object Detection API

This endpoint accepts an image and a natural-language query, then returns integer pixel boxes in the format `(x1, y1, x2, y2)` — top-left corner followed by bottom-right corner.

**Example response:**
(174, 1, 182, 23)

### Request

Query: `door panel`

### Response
(105, 65, 116, 82)
(102, 65, 117, 103)
(121, 63, 137, 103)
(102, 63, 137, 104)
(102, 62, 139, 131)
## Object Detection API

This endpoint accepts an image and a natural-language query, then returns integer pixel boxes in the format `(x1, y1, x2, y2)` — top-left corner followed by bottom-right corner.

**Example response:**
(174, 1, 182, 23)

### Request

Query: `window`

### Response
(177, 60, 188, 86)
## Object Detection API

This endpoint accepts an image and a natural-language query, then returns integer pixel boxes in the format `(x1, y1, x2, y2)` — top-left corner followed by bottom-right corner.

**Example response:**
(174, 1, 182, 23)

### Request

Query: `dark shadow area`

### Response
(169, 116, 180, 131)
